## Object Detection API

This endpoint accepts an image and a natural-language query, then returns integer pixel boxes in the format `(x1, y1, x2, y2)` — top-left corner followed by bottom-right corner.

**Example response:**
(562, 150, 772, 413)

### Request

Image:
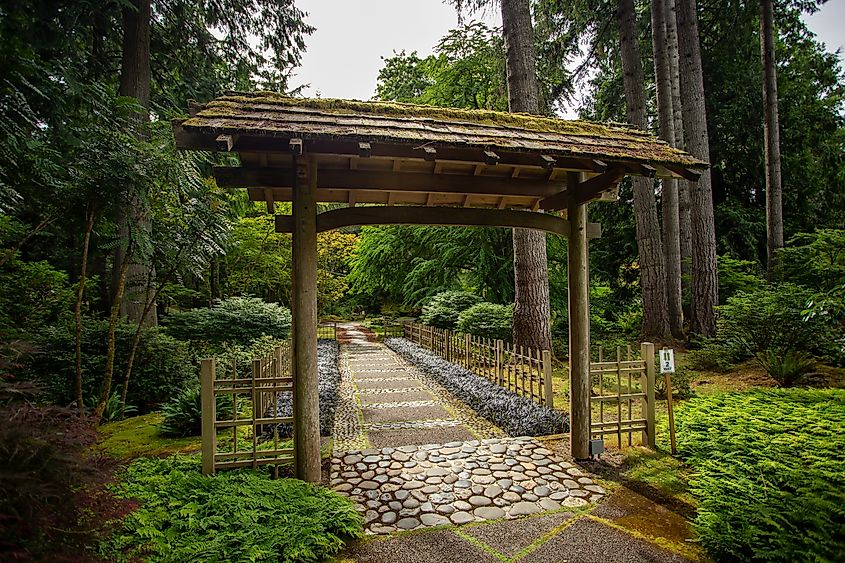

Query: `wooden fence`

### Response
(589, 342, 655, 448)
(201, 342, 294, 475)
(402, 322, 554, 408)
(317, 322, 337, 340)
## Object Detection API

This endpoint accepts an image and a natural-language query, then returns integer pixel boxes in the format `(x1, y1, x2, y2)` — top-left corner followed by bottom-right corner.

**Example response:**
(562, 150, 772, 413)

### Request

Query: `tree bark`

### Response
(74, 208, 96, 413)
(500, 0, 552, 351)
(95, 242, 132, 421)
(114, 0, 157, 327)
(652, 0, 684, 338)
(760, 0, 783, 279)
(617, 0, 671, 340)
(676, 0, 718, 337)
(665, 0, 691, 297)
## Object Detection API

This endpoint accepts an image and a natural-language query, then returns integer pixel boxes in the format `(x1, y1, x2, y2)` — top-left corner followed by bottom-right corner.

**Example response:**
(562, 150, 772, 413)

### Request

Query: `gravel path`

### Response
(331, 324, 605, 535)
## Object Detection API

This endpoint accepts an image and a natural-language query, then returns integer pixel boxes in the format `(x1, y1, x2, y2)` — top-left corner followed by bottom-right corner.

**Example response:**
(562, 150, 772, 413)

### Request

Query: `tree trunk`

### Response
(95, 242, 133, 421)
(676, 0, 719, 337)
(652, 0, 684, 338)
(74, 208, 96, 413)
(760, 0, 783, 279)
(114, 0, 157, 327)
(617, 0, 671, 340)
(665, 0, 691, 299)
(500, 0, 552, 351)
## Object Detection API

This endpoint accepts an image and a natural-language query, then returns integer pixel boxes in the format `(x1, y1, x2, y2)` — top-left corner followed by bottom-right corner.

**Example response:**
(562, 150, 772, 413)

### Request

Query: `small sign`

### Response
(660, 348, 675, 374)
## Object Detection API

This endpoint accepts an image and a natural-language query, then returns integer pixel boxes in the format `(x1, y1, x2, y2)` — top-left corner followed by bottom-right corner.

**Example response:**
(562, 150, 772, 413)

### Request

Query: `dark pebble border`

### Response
(385, 338, 569, 437)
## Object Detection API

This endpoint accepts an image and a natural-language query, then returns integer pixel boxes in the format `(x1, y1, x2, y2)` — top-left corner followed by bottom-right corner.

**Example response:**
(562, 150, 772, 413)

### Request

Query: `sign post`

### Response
(660, 348, 677, 454)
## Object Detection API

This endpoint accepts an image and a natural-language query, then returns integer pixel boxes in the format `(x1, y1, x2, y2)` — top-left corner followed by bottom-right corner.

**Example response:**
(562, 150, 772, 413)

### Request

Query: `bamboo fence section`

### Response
(201, 341, 294, 475)
(402, 322, 554, 408)
(589, 342, 655, 448)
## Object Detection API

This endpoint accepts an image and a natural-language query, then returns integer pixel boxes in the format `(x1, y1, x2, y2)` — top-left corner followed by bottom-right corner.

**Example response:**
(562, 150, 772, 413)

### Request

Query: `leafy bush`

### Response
(717, 254, 764, 304)
(0, 381, 115, 557)
(456, 302, 513, 340)
(685, 338, 737, 372)
(385, 338, 568, 436)
(99, 454, 363, 562)
(718, 284, 832, 386)
(673, 390, 845, 561)
(98, 391, 138, 423)
(419, 290, 483, 329)
(30, 319, 196, 412)
(159, 385, 235, 437)
(654, 366, 694, 400)
(165, 297, 291, 346)
(778, 229, 845, 292)
(267, 340, 340, 437)
(0, 254, 74, 337)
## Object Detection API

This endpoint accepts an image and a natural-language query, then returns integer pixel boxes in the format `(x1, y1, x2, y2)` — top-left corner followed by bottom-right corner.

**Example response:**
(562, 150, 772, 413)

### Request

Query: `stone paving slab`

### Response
(353, 369, 409, 379)
(367, 426, 478, 449)
(362, 404, 453, 424)
(344, 529, 501, 563)
(520, 517, 689, 563)
(462, 510, 575, 556)
(355, 377, 425, 390)
(358, 390, 438, 405)
(330, 437, 605, 535)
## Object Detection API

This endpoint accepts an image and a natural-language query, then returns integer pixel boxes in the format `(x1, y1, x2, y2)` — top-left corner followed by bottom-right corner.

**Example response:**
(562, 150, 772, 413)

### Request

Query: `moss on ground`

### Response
(96, 413, 202, 460)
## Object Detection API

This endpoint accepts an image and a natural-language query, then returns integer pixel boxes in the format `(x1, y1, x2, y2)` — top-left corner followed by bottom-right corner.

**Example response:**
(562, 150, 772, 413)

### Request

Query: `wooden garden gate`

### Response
(200, 342, 295, 475)
(589, 342, 656, 448)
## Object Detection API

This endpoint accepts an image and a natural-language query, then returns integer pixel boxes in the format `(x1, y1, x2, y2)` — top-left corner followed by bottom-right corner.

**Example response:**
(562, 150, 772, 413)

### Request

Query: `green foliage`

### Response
(685, 340, 736, 373)
(100, 455, 363, 562)
(30, 319, 195, 412)
(717, 255, 764, 304)
(674, 389, 845, 561)
(718, 284, 832, 385)
(96, 413, 202, 461)
(159, 385, 235, 437)
(456, 302, 513, 341)
(98, 391, 138, 423)
(164, 297, 291, 346)
(654, 366, 694, 400)
(779, 229, 845, 292)
(420, 291, 483, 329)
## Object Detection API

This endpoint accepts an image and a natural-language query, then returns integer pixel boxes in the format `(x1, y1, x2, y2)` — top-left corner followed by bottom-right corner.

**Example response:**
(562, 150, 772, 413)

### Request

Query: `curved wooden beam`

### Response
(275, 206, 601, 238)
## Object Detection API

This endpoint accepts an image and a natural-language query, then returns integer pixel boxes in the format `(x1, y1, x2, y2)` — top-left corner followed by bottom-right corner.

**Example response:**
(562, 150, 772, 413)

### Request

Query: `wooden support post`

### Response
(568, 172, 591, 460)
(444, 330, 451, 362)
(495, 340, 503, 386)
(641, 342, 656, 449)
(200, 358, 216, 475)
(465, 334, 471, 368)
(543, 350, 554, 409)
(292, 154, 321, 483)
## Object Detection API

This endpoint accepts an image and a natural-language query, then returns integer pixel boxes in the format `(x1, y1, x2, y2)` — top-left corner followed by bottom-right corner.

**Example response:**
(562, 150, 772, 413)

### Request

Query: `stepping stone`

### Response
(396, 517, 421, 530)
(450, 511, 475, 524)
(509, 501, 541, 516)
(420, 513, 451, 526)
(474, 506, 506, 520)
(469, 495, 492, 507)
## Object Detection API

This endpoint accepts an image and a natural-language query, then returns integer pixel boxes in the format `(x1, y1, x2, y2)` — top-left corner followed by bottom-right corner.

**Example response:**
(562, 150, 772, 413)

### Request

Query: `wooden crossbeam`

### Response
(213, 166, 564, 198)
(664, 163, 702, 181)
(275, 206, 602, 238)
(539, 166, 627, 210)
(422, 146, 437, 161)
(216, 134, 236, 152)
(484, 150, 500, 165)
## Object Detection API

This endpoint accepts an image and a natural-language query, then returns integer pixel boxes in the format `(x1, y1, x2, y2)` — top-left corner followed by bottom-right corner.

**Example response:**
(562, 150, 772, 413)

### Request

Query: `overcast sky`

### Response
(290, 0, 844, 115)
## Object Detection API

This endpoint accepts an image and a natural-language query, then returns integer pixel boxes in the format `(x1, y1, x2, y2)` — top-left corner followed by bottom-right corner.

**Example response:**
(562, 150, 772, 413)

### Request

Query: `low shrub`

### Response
(654, 366, 694, 400)
(456, 302, 513, 340)
(164, 297, 291, 345)
(419, 291, 483, 329)
(99, 454, 363, 562)
(673, 389, 845, 561)
(159, 385, 236, 437)
(385, 338, 568, 436)
(685, 340, 736, 372)
(0, 381, 117, 558)
(30, 319, 196, 412)
(268, 340, 340, 437)
(718, 284, 832, 386)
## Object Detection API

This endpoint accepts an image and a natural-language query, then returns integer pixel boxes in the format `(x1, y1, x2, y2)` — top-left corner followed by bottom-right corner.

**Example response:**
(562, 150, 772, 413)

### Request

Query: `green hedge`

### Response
(100, 455, 362, 562)
(674, 390, 845, 561)
(164, 297, 291, 345)
(456, 302, 513, 341)
(419, 291, 482, 329)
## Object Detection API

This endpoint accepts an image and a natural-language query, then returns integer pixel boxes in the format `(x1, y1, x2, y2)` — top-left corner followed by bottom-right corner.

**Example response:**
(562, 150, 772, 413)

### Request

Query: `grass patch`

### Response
(622, 447, 695, 507)
(96, 413, 201, 460)
(99, 454, 363, 562)
(674, 389, 845, 561)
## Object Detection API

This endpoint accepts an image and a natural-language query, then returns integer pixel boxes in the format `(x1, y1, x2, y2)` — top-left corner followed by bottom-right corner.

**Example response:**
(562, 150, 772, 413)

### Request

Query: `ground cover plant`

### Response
(673, 389, 845, 561)
(385, 338, 567, 435)
(99, 454, 362, 562)
(269, 340, 340, 437)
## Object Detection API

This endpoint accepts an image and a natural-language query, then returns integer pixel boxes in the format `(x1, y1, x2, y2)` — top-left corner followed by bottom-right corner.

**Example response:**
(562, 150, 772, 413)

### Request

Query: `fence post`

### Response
(201, 358, 217, 476)
(543, 350, 554, 409)
(641, 342, 656, 448)
(465, 333, 471, 367)
(495, 340, 503, 385)
(444, 330, 451, 362)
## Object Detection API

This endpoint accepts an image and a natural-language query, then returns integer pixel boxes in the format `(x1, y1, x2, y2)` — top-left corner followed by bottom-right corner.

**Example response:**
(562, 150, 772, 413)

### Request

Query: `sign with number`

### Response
(660, 348, 675, 374)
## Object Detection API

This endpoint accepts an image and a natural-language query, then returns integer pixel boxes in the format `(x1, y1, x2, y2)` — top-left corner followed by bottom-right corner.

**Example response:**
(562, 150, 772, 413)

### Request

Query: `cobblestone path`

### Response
(331, 325, 606, 535)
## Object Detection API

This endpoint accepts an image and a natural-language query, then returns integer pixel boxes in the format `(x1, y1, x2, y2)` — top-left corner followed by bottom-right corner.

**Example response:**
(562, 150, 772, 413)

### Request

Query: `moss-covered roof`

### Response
(177, 92, 707, 169)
